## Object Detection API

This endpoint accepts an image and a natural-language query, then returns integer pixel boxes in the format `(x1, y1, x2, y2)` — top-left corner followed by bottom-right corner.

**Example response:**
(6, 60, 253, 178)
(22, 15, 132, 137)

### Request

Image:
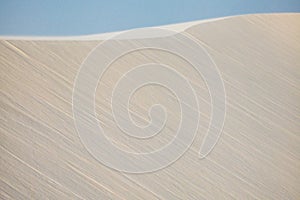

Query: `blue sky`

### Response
(0, 0, 299, 36)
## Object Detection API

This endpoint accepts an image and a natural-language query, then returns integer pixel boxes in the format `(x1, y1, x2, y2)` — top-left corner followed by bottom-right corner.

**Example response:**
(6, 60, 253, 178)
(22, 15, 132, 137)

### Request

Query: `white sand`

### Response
(0, 13, 299, 199)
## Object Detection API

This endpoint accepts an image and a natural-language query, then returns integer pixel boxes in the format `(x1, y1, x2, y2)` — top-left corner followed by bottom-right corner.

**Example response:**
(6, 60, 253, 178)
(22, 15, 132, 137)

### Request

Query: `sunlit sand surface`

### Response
(1, 13, 299, 199)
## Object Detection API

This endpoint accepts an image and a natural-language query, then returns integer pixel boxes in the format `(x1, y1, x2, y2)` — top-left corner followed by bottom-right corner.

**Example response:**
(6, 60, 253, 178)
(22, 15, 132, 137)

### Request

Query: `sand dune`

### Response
(1, 13, 300, 199)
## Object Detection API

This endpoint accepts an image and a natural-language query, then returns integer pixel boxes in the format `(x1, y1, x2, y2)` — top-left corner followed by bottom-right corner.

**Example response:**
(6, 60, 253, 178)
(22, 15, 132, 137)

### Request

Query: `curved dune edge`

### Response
(0, 12, 298, 40)
(0, 13, 299, 199)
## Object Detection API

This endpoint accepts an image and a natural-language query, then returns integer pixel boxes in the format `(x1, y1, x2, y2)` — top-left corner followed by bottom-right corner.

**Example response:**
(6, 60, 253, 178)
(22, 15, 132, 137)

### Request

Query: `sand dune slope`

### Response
(1, 13, 300, 199)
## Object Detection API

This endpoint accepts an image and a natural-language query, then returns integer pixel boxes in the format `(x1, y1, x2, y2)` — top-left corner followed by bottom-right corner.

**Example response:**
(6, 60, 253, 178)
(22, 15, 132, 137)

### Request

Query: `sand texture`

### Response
(1, 13, 300, 199)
